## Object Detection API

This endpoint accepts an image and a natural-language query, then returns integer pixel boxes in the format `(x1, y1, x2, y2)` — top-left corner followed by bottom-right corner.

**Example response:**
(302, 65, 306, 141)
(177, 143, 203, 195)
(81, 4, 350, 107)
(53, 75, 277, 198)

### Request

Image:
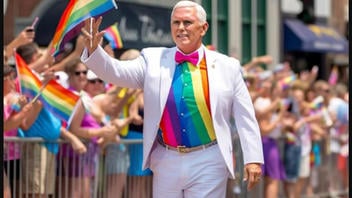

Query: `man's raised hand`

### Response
(81, 16, 105, 56)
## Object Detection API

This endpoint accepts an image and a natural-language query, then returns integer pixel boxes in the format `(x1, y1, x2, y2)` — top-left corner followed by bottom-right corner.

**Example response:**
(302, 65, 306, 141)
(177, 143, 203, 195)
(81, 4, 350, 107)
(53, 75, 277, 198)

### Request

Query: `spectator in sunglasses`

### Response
(60, 58, 119, 198)
(85, 70, 106, 97)
(65, 58, 88, 93)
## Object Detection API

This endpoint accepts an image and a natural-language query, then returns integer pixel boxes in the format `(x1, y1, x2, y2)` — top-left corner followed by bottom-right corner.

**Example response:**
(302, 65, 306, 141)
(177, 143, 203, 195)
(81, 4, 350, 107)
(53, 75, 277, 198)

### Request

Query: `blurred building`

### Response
(282, 0, 349, 82)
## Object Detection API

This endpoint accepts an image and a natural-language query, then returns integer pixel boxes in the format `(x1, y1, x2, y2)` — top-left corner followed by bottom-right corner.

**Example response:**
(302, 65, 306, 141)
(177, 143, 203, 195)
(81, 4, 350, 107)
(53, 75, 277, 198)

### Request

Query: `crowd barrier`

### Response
(4, 135, 348, 198)
(228, 134, 349, 198)
(4, 137, 152, 198)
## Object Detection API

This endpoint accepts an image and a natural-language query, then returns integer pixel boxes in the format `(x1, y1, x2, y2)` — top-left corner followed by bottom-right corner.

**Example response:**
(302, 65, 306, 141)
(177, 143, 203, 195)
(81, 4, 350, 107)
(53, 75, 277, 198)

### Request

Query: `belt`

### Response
(157, 138, 217, 153)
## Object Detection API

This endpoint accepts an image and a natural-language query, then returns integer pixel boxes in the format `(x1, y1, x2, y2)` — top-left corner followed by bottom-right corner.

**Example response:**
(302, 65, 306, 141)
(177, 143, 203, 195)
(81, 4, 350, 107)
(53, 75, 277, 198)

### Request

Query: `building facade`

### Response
(282, 0, 348, 81)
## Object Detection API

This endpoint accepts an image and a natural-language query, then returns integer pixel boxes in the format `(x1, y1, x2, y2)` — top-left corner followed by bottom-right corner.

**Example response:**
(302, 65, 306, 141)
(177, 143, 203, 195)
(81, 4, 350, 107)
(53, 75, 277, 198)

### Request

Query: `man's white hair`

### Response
(171, 1, 207, 24)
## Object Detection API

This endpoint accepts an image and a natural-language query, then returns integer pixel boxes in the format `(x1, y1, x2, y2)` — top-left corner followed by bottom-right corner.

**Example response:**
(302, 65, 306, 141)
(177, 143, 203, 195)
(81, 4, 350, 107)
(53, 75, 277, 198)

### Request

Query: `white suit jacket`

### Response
(81, 45, 264, 178)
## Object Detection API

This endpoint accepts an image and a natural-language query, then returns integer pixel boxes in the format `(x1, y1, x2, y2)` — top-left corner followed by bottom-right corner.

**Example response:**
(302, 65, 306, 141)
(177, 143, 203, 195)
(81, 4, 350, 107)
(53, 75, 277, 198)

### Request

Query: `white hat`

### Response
(87, 70, 98, 80)
(55, 71, 69, 88)
(258, 70, 273, 80)
(273, 64, 284, 73)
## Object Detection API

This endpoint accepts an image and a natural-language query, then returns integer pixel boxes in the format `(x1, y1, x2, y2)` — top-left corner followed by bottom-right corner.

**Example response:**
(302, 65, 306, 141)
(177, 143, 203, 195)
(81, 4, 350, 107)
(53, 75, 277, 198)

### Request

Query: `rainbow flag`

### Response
(309, 96, 324, 110)
(104, 23, 123, 49)
(52, 0, 118, 57)
(15, 53, 42, 99)
(15, 52, 80, 126)
(279, 74, 296, 90)
(7, 93, 22, 112)
(328, 66, 338, 85)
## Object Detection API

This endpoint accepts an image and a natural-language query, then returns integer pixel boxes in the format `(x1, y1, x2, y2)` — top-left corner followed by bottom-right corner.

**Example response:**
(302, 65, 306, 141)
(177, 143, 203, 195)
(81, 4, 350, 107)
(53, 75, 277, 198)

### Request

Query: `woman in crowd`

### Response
(92, 85, 135, 198)
(59, 58, 117, 198)
(85, 70, 107, 97)
(3, 64, 33, 198)
(254, 78, 286, 198)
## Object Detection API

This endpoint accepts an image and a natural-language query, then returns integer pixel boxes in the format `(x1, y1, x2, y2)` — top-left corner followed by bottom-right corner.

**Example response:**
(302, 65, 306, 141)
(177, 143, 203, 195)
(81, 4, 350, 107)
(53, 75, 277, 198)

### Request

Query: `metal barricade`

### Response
(97, 139, 153, 198)
(225, 134, 349, 198)
(3, 137, 153, 198)
(4, 136, 348, 198)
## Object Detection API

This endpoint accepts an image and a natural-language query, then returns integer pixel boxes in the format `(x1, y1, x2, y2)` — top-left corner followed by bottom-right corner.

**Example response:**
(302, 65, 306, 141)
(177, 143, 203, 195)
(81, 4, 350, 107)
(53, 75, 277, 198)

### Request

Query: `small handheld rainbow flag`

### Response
(103, 23, 123, 49)
(308, 96, 332, 127)
(51, 0, 118, 57)
(8, 93, 22, 112)
(328, 66, 338, 85)
(309, 96, 324, 110)
(278, 74, 296, 90)
(15, 52, 80, 126)
(15, 53, 42, 98)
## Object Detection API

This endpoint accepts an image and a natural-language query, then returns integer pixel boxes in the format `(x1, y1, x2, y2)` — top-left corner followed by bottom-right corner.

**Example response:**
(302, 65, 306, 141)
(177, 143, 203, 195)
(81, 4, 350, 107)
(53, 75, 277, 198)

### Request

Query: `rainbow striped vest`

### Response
(159, 56, 216, 147)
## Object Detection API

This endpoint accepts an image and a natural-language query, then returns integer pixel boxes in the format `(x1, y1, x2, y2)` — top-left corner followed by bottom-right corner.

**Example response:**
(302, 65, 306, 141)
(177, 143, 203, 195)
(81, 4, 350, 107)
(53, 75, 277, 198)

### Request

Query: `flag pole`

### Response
(31, 17, 39, 29)
(31, 80, 50, 103)
(90, 17, 93, 48)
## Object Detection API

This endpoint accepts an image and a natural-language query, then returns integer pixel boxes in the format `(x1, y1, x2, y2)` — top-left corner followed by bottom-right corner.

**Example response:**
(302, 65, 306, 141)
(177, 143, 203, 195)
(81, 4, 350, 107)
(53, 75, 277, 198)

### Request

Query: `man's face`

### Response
(171, 6, 208, 54)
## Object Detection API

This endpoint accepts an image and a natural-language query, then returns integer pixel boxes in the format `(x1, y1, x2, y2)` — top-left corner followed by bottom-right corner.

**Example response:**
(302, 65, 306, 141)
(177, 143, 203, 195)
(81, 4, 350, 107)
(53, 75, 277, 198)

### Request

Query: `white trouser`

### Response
(150, 143, 229, 198)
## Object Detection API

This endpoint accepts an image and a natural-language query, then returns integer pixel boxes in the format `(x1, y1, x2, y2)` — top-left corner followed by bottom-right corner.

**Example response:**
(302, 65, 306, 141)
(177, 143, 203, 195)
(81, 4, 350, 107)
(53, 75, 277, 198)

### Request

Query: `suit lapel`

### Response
(159, 48, 177, 112)
(205, 49, 218, 119)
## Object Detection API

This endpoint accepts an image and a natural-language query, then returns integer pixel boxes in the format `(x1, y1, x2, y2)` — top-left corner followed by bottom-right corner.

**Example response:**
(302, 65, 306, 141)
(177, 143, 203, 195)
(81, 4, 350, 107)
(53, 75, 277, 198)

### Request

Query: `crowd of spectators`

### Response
(239, 54, 349, 198)
(3, 26, 149, 198)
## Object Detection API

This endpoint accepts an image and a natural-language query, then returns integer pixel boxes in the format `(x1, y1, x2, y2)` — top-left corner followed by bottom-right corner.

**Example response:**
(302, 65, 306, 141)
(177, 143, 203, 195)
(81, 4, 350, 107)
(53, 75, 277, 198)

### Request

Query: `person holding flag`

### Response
(59, 58, 130, 198)
(103, 23, 124, 50)
(13, 51, 87, 197)
(51, 0, 118, 57)
(3, 64, 34, 198)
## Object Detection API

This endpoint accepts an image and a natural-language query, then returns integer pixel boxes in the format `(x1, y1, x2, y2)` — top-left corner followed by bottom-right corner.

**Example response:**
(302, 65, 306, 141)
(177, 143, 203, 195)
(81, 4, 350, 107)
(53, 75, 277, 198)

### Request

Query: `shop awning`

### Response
(284, 19, 348, 53)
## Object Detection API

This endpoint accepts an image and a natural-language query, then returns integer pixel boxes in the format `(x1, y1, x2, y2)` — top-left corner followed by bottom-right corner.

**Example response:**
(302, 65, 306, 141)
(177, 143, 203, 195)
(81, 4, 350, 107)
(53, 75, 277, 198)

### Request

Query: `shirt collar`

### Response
(176, 45, 204, 66)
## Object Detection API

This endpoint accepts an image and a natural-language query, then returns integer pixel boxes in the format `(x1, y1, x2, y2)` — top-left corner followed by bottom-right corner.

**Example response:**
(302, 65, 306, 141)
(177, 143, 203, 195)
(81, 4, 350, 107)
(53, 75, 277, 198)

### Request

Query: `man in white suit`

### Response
(81, 1, 263, 197)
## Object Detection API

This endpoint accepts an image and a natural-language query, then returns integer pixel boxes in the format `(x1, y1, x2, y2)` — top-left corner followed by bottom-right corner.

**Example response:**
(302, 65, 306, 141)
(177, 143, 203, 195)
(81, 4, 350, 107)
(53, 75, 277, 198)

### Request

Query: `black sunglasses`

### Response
(74, 70, 88, 76)
(88, 79, 104, 84)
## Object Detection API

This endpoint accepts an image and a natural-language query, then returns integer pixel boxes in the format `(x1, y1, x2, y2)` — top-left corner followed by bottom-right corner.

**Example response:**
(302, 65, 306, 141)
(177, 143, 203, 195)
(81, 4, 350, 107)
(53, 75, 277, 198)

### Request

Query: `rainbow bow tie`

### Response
(175, 51, 199, 66)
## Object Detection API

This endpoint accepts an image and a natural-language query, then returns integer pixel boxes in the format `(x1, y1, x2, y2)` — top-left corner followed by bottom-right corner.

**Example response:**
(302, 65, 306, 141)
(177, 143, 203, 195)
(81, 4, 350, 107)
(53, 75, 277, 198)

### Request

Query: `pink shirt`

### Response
(4, 105, 21, 161)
